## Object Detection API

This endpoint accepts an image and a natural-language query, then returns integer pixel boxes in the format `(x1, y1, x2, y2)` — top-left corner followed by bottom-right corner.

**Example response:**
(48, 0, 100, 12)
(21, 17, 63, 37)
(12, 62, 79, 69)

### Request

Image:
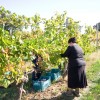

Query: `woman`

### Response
(60, 37, 87, 97)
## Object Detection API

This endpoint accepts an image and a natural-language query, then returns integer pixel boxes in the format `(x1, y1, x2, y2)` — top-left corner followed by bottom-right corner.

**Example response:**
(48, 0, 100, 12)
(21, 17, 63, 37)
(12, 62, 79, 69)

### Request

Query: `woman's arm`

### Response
(60, 46, 71, 58)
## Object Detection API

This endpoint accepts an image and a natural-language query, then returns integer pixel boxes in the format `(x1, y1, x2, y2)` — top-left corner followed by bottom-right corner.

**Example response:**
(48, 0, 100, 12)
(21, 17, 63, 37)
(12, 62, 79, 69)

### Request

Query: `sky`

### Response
(0, 0, 100, 26)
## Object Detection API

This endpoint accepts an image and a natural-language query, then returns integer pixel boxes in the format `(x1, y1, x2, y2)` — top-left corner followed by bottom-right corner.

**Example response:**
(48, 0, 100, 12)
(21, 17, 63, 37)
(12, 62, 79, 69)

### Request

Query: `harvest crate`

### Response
(33, 76, 51, 92)
(46, 68, 61, 81)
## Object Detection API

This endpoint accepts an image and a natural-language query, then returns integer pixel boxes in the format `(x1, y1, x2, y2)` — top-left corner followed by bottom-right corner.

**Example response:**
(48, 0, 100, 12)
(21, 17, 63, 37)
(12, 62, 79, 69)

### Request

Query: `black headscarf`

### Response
(68, 37, 76, 43)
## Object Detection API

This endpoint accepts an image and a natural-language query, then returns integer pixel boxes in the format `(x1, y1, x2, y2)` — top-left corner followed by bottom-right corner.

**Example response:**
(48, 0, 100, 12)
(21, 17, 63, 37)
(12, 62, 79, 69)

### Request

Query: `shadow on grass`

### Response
(0, 86, 20, 100)
(48, 91, 76, 100)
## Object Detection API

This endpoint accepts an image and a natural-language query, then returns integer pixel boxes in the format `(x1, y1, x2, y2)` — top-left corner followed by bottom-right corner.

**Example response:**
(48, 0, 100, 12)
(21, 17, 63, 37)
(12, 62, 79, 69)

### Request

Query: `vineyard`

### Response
(0, 6, 98, 88)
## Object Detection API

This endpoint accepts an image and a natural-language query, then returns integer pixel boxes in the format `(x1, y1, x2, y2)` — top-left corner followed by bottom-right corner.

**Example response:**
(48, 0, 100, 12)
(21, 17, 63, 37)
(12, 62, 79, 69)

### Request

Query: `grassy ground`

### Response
(81, 60, 100, 100)
(0, 50, 100, 100)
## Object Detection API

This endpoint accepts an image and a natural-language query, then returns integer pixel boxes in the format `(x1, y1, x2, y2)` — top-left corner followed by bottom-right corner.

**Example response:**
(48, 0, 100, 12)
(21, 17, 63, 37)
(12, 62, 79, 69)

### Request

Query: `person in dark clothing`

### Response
(60, 37, 87, 97)
(32, 55, 42, 81)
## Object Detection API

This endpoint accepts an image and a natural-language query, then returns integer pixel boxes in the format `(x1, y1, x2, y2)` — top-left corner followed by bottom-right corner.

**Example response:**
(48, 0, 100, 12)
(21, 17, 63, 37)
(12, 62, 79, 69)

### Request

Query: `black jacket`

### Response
(61, 44, 86, 67)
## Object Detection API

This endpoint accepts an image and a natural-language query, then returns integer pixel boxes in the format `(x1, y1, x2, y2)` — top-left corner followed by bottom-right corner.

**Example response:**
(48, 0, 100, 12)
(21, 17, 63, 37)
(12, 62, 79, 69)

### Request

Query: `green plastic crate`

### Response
(33, 76, 51, 92)
(46, 68, 61, 81)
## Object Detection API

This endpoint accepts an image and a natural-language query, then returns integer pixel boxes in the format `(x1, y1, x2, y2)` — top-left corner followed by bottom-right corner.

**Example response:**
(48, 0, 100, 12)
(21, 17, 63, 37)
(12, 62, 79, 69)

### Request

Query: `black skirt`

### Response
(68, 66, 87, 88)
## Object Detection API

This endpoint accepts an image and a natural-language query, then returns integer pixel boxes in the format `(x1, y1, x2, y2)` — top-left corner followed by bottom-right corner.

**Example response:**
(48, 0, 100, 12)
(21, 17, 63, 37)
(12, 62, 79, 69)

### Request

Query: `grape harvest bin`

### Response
(46, 68, 61, 81)
(33, 76, 51, 91)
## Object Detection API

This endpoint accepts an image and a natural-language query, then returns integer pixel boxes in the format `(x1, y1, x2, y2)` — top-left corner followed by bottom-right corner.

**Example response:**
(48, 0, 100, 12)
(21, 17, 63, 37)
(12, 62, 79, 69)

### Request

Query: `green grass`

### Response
(82, 60, 100, 100)
(87, 61, 100, 80)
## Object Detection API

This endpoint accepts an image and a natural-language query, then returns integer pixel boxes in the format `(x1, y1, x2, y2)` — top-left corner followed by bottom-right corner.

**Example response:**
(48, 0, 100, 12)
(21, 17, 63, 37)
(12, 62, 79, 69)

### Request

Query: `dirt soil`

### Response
(22, 76, 90, 100)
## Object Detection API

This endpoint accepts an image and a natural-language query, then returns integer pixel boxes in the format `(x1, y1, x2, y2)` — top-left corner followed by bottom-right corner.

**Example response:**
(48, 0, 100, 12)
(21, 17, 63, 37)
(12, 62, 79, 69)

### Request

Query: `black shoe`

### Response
(65, 90, 74, 96)
(72, 91, 80, 97)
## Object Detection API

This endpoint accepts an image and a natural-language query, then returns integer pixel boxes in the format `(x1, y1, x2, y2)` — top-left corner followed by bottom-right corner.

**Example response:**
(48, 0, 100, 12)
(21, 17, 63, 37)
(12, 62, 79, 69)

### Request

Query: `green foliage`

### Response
(0, 6, 29, 32)
(0, 28, 33, 88)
